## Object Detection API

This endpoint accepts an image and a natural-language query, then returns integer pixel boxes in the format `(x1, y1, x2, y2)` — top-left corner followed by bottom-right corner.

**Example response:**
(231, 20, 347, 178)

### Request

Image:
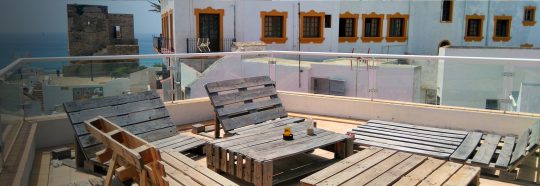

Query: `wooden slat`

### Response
(161, 153, 220, 186)
(318, 149, 396, 185)
(417, 161, 462, 186)
(393, 158, 445, 186)
(510, 128, 530, 166)
(216, 98, 282, 117)
(355, 139, 451, 158)
(63, 91, 159, 112)
(171, 140, 207, 152)
(220, 107, 287, 131)
(232, 117, 305, 135)
(300, 147, 383, 185)
(151, 135, 188, 146)
(355, 135, 455, 154)
(165, 151, 238, 185)
(443, 165, 480, 186)
(273, 159, 338, 185)
(68, 98, 164, 124)
(155, 136, 195, 148)
(368, 120, 469, 135)
(363, 123, 466, 139)
(353, 125, 463, 143)
(73, 108, 171, 135)
(450, 132, 483, 161)
(162, 163, 203, 186)
(210, 86, 277, 107)
(527, 123, 540, 151)
(471, 134, 501, 166)
(205, 76, 274, 93)
(354, 132, 458, 149)
(495, 136, 516, 168)
(342, 152, 412, 186)
(255, 133, 347, 161)
(352, 127, 462, 146)
(365, 155, 427, 186)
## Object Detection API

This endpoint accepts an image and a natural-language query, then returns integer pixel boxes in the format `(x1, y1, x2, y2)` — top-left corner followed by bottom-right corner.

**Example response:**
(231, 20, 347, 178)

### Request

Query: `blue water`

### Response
(0, 32, 162, 70)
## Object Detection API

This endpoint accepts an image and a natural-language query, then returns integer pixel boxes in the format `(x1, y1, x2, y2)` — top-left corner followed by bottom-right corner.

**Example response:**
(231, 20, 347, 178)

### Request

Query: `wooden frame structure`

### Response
(85, 116, 167, 186)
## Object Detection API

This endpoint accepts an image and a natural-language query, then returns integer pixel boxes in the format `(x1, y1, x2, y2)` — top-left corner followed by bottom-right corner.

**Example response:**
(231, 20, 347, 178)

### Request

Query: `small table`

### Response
(206, 120, 352, 186)
(301, 146, 481, 186)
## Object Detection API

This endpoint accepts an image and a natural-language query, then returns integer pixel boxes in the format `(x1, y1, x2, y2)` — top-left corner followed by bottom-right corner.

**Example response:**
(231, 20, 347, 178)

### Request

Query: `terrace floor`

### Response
(28, 113, 539, 186)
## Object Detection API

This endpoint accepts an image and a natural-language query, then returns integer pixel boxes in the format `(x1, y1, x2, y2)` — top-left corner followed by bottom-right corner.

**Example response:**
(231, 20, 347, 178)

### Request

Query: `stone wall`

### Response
(67, 4, 109, 56)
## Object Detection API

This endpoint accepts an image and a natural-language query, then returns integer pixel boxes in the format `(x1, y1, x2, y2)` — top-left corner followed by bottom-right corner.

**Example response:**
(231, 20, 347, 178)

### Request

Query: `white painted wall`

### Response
(169, 0, 540, 55)
(439, 47, 540, 112)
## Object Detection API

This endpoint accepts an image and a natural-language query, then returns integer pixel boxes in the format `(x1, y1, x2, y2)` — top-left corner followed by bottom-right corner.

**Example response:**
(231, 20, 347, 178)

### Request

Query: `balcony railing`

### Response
(1, 50, 540, 177)
(153, 35, 174, 53)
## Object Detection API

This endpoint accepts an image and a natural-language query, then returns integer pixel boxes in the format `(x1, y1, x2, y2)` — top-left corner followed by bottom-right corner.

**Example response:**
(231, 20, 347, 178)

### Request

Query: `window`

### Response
(493, 15, 512, 42)
(441, 0, 453, 22)
(195, 7, 225, 51)
(260, 10, 288, 44)
(300, 10, 325, 43)
(485, 99, 499, 110)
(523, 6, 536, 26)
(113, 26, 121, 39)
(361, 12, 384, 42)
(386, 13, 409, 42)
(325, 15, 332, 28)
(464, 14, 484, 42)
(338, 12, 358, 43)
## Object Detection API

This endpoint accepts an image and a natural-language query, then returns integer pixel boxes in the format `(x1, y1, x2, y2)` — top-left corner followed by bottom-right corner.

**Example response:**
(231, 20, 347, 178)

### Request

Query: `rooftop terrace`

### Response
(1, 51, 540, 185)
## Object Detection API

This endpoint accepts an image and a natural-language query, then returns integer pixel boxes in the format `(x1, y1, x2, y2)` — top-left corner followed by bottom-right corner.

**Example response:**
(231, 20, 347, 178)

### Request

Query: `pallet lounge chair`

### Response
(204, 76, 305, 138)
(84, 116, 238, 186)
(64, 91, 207, 169)
(351, 119, 540, 179)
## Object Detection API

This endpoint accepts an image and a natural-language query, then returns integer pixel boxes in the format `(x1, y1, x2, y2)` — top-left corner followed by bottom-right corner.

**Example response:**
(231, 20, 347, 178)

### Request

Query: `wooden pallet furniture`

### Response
(85, 116, 239, 186)
(206, 120, 352, 186)
(351, 120, 469, 158)
(450, 121, 540, 179)
(63, 91, 207, 168)
(351, 120, 540, 180)
(84, 116, 167, 186)
(161, 150, 238, 186)
(204, 76, 305, 138)
(301, 146, 481, 186)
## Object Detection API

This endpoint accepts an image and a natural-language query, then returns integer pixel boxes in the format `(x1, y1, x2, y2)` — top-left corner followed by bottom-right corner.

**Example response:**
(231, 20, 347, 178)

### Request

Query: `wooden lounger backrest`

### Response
(205, 76, 287, 132)
(63, 91, 176, 161)
(509, 121, 540, 167)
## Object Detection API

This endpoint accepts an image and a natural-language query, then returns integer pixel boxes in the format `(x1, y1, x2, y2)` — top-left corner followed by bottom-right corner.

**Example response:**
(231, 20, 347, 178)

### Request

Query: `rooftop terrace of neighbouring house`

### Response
(2, 50, 540, 186)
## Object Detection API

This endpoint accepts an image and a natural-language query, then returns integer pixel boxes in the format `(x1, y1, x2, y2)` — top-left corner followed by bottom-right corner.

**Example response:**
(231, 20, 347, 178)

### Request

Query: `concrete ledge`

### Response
(12, 123, 37, 186)
(278, 91, 540, 136)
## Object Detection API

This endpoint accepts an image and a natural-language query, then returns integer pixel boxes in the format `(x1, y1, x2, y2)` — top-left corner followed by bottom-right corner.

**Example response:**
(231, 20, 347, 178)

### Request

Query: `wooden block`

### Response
(262, 161, 273, 186)
(116, 165, 137, 182)
(254, 161, 263, 186)
(244, 157, 253, 183)
(221, 148, 228, 172)
(228, 152, 236, 175)
(213, 146, 220, 172)
(192, 124, 205, 134)
(205, 144, 213, 169)
(237, 154, 244, 179)
(345, 137, 354, 156)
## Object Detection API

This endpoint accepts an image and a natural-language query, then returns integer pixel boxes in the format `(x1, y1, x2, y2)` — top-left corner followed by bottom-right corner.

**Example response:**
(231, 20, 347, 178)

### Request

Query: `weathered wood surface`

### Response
(63, 91, 207, 165)
(352, 120, 468, 159)
(471, 134, 501, 166)
(208, 119, 350, 186)
(450, 132, 482, 161)
(162, 151, 238, 186)
(205, 76, 288, 133)
(301, 147, 481, 186)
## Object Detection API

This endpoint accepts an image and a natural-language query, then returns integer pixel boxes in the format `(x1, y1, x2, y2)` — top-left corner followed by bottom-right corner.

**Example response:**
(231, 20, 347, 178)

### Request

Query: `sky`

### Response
(0, 0, 161, 34)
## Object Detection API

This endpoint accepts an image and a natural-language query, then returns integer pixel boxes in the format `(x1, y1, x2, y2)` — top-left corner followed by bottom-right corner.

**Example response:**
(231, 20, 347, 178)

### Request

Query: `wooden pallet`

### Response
(351, 120, 468, 158)
(205, 76, 289, 138)
(449, 121, 540, 179)
(301, 146, 481, 186)
(63, 91, 207, 168)
(207, 120, 352, 186)
(161, 150, 238, 186)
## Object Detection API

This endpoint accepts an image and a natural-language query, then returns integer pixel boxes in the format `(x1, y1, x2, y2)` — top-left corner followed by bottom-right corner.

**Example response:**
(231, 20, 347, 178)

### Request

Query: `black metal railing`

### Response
(186, 38, 235, 53)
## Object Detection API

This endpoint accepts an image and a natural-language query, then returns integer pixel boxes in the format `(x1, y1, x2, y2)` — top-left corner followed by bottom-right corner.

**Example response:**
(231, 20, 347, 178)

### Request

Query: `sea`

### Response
(0, 32, 162, 70)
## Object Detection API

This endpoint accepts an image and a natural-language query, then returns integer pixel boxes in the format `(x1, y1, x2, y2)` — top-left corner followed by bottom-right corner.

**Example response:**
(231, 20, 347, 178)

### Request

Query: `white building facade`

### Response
(159, 0, 539, 55)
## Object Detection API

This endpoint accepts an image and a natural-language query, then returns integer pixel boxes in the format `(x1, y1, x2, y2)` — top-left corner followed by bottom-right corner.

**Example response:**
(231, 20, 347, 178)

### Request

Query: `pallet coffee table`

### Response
(301, 146, 481, 186)
(206, 120, 352, 186)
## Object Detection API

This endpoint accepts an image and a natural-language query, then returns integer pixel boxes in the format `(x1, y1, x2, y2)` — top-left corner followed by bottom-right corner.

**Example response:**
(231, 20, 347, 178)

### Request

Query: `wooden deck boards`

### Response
(301, 147, 481, 186)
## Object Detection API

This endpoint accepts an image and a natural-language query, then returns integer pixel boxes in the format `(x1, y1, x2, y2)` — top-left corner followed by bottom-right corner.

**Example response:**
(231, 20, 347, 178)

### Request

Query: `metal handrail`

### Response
(2, 50, 540, 78)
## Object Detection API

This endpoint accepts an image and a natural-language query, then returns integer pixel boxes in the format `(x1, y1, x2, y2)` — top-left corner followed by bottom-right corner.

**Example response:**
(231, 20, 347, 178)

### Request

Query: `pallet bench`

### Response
(206, 120, 352, 186)
(301, 146, 481, 186)
(351, 120, 540, 180)
(63, 91, 207, 169)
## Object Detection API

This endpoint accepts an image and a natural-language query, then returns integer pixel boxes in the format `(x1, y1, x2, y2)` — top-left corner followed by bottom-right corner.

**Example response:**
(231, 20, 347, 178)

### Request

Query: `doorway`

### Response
(199, 13, 221, 52)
